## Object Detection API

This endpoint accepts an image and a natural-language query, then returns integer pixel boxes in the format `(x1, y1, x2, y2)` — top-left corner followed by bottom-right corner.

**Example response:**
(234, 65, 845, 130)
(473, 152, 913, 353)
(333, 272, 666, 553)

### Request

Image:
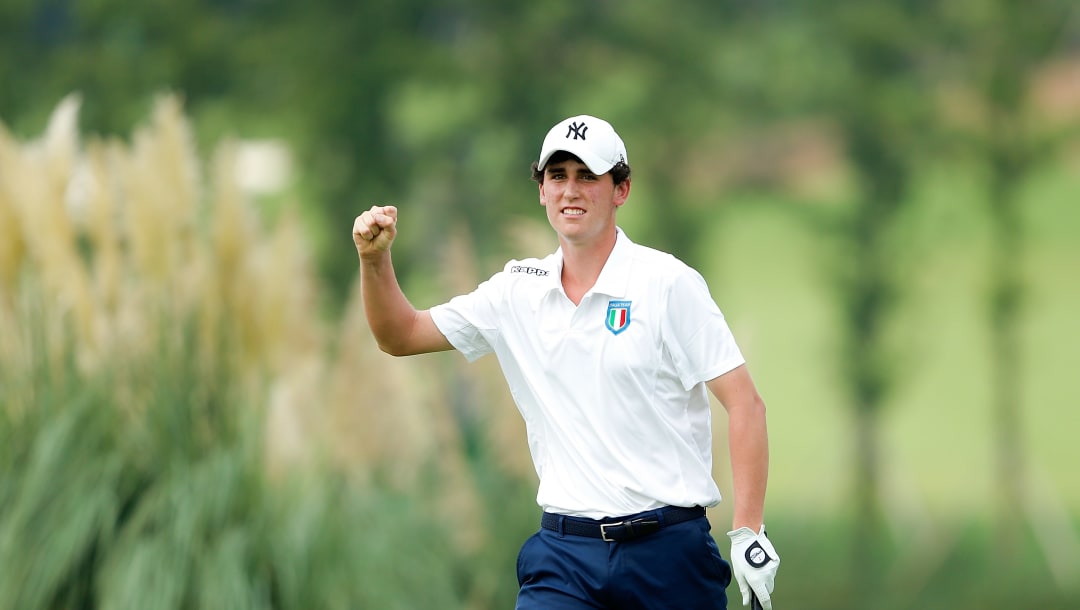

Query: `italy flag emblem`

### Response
(605, 300, 632, 335)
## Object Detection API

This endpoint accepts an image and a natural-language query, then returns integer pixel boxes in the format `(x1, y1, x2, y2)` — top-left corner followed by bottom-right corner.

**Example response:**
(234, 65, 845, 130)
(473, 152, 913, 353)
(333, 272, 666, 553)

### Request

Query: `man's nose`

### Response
(564, 177, 581, 198)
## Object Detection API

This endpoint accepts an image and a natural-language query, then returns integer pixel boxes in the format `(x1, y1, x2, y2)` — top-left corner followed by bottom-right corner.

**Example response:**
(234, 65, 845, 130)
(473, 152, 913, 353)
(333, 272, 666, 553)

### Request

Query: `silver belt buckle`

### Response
(600, 521, 624, 542)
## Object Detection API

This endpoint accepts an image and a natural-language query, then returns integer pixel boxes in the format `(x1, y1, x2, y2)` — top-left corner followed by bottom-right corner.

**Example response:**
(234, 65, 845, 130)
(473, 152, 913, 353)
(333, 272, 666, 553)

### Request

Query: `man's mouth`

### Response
(562, 208, 585, 216)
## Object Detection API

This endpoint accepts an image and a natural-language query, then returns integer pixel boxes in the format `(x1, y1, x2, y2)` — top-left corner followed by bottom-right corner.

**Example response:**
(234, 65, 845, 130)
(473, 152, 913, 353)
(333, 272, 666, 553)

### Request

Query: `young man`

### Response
(352, 115, 779, 609)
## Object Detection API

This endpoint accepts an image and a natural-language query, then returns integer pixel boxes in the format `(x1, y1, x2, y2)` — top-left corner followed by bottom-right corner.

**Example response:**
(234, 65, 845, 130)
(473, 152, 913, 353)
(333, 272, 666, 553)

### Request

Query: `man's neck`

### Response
(559, 229, 617, 305)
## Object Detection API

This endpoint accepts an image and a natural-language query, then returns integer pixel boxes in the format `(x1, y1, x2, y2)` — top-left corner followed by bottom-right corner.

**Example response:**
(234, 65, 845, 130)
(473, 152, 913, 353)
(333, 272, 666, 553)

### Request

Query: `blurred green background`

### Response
(1, 0, 1079, 608)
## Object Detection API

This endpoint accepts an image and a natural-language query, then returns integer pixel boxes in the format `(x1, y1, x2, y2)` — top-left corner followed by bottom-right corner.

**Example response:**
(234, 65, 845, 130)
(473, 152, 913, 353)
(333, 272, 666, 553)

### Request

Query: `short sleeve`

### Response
(429, 273, 505, 362)
(662, 267, 745, 390)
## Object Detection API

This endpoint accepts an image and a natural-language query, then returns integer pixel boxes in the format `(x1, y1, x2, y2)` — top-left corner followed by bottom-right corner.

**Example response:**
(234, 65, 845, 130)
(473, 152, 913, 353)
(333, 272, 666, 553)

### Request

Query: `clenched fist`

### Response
(353, 205, 398, 258)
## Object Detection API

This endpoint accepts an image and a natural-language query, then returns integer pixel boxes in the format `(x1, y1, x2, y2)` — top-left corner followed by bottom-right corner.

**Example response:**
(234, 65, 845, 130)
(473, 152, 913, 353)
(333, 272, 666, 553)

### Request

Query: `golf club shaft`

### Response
(751, 591, 764, 610)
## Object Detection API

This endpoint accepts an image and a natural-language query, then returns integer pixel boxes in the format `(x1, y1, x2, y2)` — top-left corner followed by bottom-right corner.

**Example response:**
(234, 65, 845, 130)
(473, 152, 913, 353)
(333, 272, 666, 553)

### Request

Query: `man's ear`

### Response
(539, 182, 547, 206)
(613, 179, 631, 208)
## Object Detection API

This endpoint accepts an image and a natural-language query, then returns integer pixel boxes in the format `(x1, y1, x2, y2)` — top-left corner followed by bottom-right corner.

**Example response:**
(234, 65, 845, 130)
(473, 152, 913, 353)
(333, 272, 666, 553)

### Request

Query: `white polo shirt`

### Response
(430, 228, 745, 519)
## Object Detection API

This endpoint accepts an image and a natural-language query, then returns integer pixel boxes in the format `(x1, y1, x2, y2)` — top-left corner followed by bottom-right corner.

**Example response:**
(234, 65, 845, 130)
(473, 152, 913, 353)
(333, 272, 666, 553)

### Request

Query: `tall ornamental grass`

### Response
(0, 95, 531, 609)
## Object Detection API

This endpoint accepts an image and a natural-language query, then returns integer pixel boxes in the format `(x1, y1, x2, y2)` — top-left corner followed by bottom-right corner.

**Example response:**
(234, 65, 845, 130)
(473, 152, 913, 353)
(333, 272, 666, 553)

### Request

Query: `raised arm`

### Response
(352, 205, 453, 356)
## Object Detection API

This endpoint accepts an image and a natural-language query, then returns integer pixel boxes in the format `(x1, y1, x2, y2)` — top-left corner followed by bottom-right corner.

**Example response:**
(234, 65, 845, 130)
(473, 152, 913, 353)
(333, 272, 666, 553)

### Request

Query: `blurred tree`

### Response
(941, 0, 1079, 554)
(0, 0, 450, 304)
(806, 0, 1078, 592)
(0, 0, 863, 299)
(804, 0, 941, 596)
(1, 0, 245, 134)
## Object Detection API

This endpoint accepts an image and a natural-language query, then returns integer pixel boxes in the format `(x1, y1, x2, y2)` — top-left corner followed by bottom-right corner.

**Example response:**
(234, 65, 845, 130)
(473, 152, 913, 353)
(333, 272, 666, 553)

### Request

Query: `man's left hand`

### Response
(727, 525, 779, 609)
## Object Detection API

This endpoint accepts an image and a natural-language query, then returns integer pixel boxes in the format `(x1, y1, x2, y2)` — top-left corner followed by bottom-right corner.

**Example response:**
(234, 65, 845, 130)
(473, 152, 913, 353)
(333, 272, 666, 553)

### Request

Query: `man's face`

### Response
(538, 158, 630, 245)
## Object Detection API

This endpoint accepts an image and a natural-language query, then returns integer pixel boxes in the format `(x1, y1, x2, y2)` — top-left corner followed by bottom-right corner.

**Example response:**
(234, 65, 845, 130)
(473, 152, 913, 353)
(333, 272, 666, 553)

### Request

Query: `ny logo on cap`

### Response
(565, 121, 588, 140)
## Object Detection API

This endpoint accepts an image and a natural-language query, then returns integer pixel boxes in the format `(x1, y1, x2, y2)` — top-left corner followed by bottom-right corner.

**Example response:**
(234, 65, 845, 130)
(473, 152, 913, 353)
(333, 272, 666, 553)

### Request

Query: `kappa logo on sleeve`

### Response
(510, 266, 550, 276)
(605, 300, 631, 335)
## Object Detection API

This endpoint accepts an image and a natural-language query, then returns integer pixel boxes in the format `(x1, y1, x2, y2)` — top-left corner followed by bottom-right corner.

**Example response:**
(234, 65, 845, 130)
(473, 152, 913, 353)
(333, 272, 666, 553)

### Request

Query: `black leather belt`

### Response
(541, 505, 705, 542)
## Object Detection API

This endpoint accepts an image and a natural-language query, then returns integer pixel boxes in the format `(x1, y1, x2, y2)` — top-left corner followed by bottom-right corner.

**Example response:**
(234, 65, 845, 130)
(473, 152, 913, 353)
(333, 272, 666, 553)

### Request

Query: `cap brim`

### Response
(537, 142, 615, 175)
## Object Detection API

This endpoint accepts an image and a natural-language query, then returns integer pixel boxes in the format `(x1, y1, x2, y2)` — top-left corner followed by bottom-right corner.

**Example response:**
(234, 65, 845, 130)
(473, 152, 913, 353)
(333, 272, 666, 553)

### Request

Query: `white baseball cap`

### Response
(536, 115, 628, 175)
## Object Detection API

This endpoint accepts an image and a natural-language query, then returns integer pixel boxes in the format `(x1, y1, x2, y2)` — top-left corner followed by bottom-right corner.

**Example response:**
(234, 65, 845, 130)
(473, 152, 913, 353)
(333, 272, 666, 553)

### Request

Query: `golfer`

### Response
(353, 115, 779, 609)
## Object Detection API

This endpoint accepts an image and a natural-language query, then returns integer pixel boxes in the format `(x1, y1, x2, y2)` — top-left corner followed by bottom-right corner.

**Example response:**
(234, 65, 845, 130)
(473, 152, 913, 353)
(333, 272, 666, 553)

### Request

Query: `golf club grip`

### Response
(751, 591, 764, 610)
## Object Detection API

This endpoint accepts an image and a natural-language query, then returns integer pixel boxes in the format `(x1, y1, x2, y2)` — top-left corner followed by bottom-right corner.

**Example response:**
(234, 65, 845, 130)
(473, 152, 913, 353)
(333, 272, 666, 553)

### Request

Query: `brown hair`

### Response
(530, 151, 631, 185)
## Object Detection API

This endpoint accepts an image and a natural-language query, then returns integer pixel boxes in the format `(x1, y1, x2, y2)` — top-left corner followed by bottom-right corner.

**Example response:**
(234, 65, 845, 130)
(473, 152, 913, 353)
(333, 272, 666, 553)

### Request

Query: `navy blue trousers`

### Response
(515, 511, 731, 609)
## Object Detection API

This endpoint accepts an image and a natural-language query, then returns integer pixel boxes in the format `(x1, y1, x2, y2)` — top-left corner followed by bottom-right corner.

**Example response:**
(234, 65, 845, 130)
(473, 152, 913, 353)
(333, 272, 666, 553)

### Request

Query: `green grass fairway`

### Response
(697, 162, 1080, 521)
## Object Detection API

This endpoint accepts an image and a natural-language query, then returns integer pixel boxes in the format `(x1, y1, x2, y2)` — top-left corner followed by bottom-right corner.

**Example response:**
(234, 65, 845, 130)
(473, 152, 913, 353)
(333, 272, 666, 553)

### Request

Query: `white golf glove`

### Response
(727, 524, 779, 609)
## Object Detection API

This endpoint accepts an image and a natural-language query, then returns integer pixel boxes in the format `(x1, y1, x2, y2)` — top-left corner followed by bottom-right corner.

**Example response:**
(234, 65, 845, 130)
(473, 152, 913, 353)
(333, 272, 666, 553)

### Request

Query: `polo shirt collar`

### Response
(591, 227, 633, 298)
